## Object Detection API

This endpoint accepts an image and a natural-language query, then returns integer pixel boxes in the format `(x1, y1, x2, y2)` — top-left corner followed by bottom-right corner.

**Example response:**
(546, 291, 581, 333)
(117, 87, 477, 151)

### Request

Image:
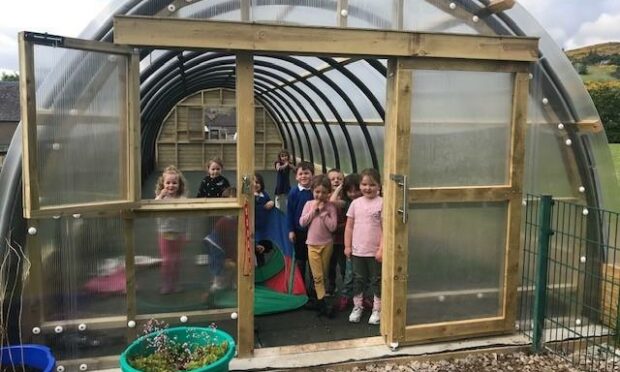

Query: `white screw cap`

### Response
(128, 320, 136, 328)
(78, 323, 87, 331)
(57, 366, 65, 372)
(340, 9, 348, 17)
(449, 3, 456, 10)
(54, 325, 63, 334)
(580, 256, 586, 263)
(565, 139, 572, 146)
(578, 186, 585, 193)
(231, 312, 238, 320)
(79, 364, 88, 371)
(472, 15, 479, 22)
(582, 208, 589, 216)
(72, 213, 81, 219)
(180, 315, 188, 323)
(27, 227, 37, 235)
(32, 327, 41, 335)
(167, 4, 176, 12)
(557, 123, 564, 130)
(542, 98, 549, 104)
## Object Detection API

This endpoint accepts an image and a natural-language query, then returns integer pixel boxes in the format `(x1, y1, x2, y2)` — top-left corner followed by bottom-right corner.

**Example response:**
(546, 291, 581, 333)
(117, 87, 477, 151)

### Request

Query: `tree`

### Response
(0, 72, 19, 81)
(586, 81, 620, 143)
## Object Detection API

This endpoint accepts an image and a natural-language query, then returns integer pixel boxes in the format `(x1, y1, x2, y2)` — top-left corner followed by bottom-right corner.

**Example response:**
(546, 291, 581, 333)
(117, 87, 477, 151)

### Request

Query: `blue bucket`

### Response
(0, 344, 55, 372)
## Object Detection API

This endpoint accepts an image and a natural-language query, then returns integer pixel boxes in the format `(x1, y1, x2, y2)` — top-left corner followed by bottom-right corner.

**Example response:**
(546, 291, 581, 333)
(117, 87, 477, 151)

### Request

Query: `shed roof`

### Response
(0, 81, 20, 122)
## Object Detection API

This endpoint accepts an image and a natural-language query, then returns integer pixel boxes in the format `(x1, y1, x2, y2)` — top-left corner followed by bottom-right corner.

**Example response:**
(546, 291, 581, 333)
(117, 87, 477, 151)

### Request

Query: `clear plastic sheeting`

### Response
(177, 0, 242, 21)
(251, 0, 337, 26)
(410, 70, 513, 187)
(36, 216, 126, 321)
(134, 212, 239, 315)
(33, 45, 128, 207)
(346, 0, 396, 29)
(407, 202, 507, 325)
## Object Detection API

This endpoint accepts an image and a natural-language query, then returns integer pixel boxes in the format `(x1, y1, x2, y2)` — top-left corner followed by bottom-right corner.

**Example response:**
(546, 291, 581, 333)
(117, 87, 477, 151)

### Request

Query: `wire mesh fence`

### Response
(520, 194, 620, 371)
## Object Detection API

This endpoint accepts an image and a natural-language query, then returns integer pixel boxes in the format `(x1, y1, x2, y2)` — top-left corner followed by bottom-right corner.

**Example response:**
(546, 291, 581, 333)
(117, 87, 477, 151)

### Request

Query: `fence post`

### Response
(532, 195, 553, 353)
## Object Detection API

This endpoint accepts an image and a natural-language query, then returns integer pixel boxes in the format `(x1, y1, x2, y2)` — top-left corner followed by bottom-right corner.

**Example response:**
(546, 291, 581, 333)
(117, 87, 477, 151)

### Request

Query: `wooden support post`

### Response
(124, 213, 137, 341)
(503, 71, 529, 330)
(235, 52, 255, 357)
(381, 58, 412, 343)
(18, 33, 39, 218)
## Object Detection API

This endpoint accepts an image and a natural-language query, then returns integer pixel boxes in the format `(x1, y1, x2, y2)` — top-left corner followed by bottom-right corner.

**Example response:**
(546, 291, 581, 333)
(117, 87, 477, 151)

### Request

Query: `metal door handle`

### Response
(390, 174, 408, 224)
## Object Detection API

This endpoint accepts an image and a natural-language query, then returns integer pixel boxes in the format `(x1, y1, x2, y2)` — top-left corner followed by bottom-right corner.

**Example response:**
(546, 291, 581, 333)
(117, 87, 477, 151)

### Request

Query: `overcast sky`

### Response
(1, 0, 620, 73)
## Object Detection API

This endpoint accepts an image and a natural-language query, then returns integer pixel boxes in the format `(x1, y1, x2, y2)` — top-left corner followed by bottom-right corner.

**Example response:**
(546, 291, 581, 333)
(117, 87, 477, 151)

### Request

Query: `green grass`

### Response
(610, 144, 620, 184)
(581, 65, 617, 82)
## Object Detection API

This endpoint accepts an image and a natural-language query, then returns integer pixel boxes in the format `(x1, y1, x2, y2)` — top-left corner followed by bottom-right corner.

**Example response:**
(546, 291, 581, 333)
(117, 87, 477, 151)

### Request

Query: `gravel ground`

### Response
(335, 352, 587, 372)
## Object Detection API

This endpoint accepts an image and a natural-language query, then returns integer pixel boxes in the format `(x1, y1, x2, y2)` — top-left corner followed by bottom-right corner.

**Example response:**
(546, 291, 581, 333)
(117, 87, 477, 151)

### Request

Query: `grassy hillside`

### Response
(580, 65, 617, 82)
(566, 42, 620, 60)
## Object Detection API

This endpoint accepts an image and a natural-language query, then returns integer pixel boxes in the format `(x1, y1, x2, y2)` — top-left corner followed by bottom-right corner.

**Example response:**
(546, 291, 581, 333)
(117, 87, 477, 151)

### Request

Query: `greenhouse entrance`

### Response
(18, 15, 537, 367)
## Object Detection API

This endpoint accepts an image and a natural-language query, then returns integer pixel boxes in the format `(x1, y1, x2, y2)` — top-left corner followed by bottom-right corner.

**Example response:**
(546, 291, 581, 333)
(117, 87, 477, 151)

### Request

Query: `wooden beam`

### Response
(128, 52, 142, 202)
(408, 186, 520, 204)
(113, 15, 539, 61)
(404, 317, 506, 344)
(235, 51, 255, 357)
(124, 214, 137, 341)
(18, 33, 39, 218)
(399, 58, 530, 73)
(381, 58, 412, 343)
(502, 71, 529, 331)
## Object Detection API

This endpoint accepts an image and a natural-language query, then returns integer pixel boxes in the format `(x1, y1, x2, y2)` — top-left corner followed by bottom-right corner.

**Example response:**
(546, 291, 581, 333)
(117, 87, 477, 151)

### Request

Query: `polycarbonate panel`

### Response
(134, 212, 239, 315)
(36, 215, 126, 321)
(306, 76, 355, 120)
(33, 45, 128, 207)
(256, 55, 309, 78)
(324, 67, 382, 120)
(345, 124, 374, 171)
(410, 70, 513, 187)
(326, 123, 354, 174)
(283, 85, 321, 122)
(251, 1, 337, 26)
(407, 202, 507, 325)
(346, 60, 387, 118)
(177, 0, 242, 21)
(402, 1, 490, 35)
(291, 81, 336, 121)
(347, 0, 396, 29)
(314, 125, 336, 171)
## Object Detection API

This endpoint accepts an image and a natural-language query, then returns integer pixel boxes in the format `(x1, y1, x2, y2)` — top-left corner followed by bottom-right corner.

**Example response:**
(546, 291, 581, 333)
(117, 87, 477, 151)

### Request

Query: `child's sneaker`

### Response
(210, 276, 224, 292)
(368, 309, 381, 325)
(349, 306, 363, 323)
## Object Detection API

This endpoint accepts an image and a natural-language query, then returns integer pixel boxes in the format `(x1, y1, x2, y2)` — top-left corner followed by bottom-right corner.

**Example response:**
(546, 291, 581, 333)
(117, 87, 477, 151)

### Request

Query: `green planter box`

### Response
(120, 326, 235, 372)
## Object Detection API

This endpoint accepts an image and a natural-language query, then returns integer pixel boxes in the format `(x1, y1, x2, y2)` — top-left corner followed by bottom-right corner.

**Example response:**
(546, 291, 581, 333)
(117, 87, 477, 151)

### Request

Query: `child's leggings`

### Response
(159, 236, 184, 290)
(307, 244, 333, 300)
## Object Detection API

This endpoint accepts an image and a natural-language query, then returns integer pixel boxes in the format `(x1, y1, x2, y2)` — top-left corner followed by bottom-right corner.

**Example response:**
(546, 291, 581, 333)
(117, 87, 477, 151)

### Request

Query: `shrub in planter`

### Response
(120, 321, 235, 372)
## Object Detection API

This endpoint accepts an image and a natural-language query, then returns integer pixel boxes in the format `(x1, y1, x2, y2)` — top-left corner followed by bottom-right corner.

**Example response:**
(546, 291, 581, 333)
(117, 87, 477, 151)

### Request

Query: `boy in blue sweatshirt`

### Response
(287, 161, 315, 289)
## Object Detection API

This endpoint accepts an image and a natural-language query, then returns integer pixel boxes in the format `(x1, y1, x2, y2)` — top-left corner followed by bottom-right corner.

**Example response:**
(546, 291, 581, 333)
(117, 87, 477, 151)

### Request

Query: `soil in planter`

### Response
(0, 365, 42, 372)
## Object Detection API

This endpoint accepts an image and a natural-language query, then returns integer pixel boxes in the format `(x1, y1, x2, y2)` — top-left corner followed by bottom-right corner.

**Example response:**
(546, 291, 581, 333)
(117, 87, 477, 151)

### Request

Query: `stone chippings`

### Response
(323, 352, 603, 372)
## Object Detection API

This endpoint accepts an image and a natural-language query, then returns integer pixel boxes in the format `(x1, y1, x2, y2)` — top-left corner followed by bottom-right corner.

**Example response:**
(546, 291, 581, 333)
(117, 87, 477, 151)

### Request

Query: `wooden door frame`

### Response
(383, 57, 531, 345)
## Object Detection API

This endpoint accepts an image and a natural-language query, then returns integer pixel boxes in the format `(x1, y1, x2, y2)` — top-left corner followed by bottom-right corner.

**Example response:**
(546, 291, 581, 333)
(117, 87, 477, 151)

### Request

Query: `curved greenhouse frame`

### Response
(0, 0, 617, 369)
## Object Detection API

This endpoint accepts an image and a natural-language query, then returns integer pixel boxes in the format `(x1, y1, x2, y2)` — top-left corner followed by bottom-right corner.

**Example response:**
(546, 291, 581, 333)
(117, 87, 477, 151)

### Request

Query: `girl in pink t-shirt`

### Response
(300, 174, 338, 317)
(344, 168, 383, 325)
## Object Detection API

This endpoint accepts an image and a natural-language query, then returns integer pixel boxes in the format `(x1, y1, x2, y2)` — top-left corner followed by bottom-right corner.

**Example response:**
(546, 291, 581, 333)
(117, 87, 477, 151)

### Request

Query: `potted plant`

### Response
(0, 344, 56, 372)
(120, 320, 235, 372)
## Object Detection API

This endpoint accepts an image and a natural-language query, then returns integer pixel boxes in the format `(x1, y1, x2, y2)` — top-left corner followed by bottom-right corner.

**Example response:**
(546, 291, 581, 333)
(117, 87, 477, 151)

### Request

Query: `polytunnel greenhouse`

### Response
(1, 0, 619, 370)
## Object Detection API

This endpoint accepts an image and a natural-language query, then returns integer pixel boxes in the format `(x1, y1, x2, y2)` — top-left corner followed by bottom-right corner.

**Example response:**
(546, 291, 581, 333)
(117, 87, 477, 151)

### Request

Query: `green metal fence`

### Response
(520, 194, 620, 371)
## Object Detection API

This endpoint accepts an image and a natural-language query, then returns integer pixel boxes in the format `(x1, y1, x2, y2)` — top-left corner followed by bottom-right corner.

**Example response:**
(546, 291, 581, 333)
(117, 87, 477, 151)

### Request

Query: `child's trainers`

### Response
(368, 309, 381, 325)
(349, 306, 363, 323)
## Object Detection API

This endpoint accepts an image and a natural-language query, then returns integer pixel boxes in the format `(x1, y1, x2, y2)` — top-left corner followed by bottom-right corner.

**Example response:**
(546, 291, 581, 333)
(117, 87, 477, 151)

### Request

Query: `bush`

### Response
(585, 81, 620, 143)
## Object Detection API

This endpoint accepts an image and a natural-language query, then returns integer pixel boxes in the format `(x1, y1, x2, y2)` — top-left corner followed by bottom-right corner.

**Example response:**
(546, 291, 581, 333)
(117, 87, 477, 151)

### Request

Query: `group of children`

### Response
(286, 160, 383, 324)
(154, 149, 384, 325)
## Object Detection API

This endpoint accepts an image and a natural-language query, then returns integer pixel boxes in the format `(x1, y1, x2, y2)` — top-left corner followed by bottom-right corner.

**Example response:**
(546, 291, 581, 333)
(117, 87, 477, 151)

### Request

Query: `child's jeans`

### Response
(203, 238, 225, 277)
